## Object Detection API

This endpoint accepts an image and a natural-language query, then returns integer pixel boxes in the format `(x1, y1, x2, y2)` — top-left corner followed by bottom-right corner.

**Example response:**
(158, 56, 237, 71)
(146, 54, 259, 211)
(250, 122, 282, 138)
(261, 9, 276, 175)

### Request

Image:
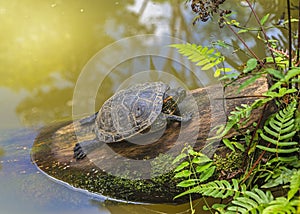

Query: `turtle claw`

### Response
(73, 143, 87, 160)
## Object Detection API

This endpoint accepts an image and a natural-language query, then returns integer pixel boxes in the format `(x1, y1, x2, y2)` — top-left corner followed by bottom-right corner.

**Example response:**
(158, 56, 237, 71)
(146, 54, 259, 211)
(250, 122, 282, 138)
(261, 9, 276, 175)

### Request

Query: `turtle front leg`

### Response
(166, 113, 192, 122)
(73, 138, 103, 160)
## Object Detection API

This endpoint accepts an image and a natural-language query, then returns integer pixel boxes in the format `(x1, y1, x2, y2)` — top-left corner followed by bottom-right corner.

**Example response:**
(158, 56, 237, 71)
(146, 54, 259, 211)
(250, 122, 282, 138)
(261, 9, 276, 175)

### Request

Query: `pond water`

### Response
(0, 0, 289, 213)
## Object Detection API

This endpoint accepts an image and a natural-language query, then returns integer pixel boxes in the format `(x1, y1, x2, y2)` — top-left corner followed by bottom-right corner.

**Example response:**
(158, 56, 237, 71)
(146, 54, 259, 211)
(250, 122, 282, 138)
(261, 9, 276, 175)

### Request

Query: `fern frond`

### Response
(262, 197, 300, 214)
(227, 188, 274, 213)
(198, 179, 239, 199)
(262, 167, 295, 189)
(169, 43, 227, 73)
(212, 97, 271, 138)
(175, 179, 242, 199)
(173, 147, 217, 199)
(262, 170, 300, 214)
(288, 170, 300, 200)
(269, 68, 300, 91)
(258, 100, 299, 155)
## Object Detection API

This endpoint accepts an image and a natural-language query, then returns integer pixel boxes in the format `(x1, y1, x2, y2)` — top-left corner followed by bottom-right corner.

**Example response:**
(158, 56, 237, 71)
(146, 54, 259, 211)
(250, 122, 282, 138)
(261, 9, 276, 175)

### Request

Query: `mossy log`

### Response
(32, 77, 271, 204)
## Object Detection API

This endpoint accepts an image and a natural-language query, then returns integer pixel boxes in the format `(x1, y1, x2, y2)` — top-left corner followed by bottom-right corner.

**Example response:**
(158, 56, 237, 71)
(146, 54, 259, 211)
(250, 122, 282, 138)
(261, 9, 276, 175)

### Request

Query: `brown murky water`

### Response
(0, 0, 290, 213)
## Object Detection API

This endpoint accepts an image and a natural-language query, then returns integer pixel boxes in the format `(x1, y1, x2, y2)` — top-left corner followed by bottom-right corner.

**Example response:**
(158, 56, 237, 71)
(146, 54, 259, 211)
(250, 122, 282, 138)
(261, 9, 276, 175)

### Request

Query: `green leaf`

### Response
(238, 29, 249, 34)
(238, 74, 261, 92)
(268, 68, 300, 90)
(172, 153, 188, 164)
(174, 169, 192, 178)
(196, 162, 213, 173)
(228, 188, 273, 213)
(262, 197, 299, 214)
(182, 179, 237, 199)
(202, 205, 209, 211)
(260, 13, 270, 25)
(223, 138, 235, 151)
(212, 203, 227, 212)
(218, 72, 239, 80)
(196, 58, 210, 66)
(256, 145, 299, 154)
(192, 156, 212, 164)
(199, 166, 216, 182)
(202, 62, 215, 70)
(276, 141, 298, 147)
(212, 40, 230, 48)
(285, 68, 300, 81)
(288, 170, 300, 200)
(174, 161, 189, 172)
(214, 68, 221, 77)
(279, 131, 296, 141)
(265, 68, 284, 79)
(186, 148, 197, 156)
(243, 58, 258, 73)
(260, 133, 278, 145)
(173, 185, 200, 199)
(232, 141, 245, 152)
(177, 179, 198, 188)
(268, 156, 299, 164)
(214, 67, 232, 77)
(263, 126, 280, 138)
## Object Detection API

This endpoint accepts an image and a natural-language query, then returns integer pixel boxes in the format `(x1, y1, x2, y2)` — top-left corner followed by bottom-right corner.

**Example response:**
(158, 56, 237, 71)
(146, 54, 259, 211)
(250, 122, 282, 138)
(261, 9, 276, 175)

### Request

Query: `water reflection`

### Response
(0, 0, 150, 125)
(90, 197, 219, 214)
(0, 148, 4, 170)
(0, 0, 289, 126)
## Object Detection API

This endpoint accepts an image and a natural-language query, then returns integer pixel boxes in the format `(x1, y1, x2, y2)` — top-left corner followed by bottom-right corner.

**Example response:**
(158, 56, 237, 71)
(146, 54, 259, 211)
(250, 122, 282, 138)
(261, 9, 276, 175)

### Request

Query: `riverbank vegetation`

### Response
(171, 1, 300, 213)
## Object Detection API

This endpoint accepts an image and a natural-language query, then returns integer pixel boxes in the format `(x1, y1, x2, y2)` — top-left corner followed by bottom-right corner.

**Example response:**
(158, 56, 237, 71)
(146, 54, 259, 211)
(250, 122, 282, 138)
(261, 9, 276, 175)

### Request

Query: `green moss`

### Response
(213, 151, 244, 174)
(54, 155, 185, 203)
(150, 153, 176, 177)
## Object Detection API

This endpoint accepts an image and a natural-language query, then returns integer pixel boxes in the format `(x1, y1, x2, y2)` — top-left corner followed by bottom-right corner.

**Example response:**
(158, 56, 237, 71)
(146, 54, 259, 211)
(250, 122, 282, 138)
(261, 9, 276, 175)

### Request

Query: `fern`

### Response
(188, 179, 243, 199)
(257, 100, 299, 155)
(227, 188, 274, 214)
(262, 197, 300, 214)
(212, 98, 271, 139)
(288, 170, 300, 200)
(173, 147, 216, 199)
(261, 170, 300, 214)
(261, 167, 296, 189)
(269, 67, 300, 91)
(223, 184, 299, 214)
(169, 43, 231, 77)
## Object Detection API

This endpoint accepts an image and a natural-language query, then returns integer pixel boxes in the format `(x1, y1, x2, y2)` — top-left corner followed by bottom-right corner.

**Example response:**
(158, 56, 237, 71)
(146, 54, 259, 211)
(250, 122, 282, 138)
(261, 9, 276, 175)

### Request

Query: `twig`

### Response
(242, 143, 270, 184)
(225, 23, 264, 67)
(242, 103, 268, 183)
(245, 0, 277, 68)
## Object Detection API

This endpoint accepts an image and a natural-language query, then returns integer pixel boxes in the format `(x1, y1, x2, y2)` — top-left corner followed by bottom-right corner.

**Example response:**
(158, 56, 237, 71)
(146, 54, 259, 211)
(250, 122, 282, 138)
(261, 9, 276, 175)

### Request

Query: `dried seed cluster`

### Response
(189, 0, 231, 27)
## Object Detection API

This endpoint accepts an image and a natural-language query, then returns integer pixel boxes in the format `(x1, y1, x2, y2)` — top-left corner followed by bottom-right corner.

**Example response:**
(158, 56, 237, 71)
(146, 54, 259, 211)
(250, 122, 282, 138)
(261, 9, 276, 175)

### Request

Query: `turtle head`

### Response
(162, 87, 187, 115)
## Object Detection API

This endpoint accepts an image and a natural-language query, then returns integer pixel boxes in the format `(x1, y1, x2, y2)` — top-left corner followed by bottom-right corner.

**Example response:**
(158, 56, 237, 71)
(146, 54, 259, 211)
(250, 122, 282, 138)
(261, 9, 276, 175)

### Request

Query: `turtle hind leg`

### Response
(73, 138, 102, 160)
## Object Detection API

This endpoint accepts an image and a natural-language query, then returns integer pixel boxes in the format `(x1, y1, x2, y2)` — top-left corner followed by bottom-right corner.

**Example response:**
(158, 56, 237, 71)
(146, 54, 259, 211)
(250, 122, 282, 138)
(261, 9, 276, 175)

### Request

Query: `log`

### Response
(32, 77, 269, 203)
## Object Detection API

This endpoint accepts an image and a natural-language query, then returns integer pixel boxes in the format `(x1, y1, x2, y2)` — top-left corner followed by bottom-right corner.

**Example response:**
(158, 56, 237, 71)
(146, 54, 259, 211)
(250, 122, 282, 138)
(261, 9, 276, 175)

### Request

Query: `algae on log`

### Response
(31, 77, 270, 204)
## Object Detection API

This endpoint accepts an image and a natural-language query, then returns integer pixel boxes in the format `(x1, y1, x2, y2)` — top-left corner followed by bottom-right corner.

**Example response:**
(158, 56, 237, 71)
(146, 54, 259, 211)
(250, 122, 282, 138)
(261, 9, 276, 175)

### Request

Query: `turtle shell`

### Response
(95, 82, 169, 142)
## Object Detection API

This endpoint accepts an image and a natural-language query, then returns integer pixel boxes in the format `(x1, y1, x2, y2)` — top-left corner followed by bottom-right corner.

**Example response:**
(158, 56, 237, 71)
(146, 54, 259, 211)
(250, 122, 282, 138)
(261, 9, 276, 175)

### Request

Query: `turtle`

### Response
(73, 82, 192, 160)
